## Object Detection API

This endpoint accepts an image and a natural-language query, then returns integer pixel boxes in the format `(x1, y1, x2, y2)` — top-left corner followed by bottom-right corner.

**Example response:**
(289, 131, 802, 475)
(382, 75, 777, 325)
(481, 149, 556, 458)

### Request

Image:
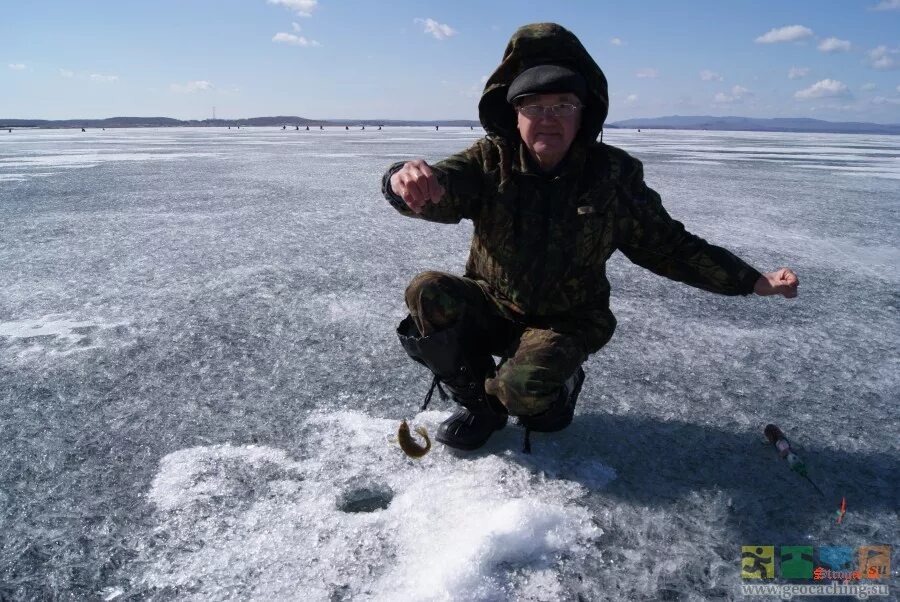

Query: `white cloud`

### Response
(867, 45, 900, 70)
(897, 84, 900, 92)
(713, 85, 751, 103)
(818, 37, 852, 53)
(636, 68, 659, 79)
(624, 94, 638, 104)
(267, 0, 317, 17)
(755, 25, 814, 44)
(291, 22, 301, 32)
(700, 70, 723, 82)
(414, 18, 457, 40)
(59, 69, 74, 78)
(788, 66, 809, 80)
(463, 77, 488, 98)
(862, 82, 877, 91)
(794, 79, 850, 99)
(8, 63, 26, 70)
(170, 80, 214, 93)
(89, 73, 118, 82)
(610, 37, 623, 46)
(272, 32, 320, 46)
(872, 95, 900, 105)
(871, 0, 900, 10)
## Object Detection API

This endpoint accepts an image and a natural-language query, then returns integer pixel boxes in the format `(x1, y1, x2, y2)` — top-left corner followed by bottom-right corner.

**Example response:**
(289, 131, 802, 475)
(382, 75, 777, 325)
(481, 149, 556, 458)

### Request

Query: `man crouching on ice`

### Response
(380, 23, 798, 453)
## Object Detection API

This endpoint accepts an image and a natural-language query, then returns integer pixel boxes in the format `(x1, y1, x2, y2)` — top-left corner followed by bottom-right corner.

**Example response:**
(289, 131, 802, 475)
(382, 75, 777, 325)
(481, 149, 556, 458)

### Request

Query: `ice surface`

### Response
(0, 151, 219, 173)
(0, 127, 897, 600)
(620, 129, 900, 181)
(665, 159, 724, 166)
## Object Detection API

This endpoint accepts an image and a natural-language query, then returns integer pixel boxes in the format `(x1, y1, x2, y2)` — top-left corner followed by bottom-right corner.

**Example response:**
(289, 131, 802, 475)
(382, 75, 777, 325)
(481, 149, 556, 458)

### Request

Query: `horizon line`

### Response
(2, 114, 899, 127)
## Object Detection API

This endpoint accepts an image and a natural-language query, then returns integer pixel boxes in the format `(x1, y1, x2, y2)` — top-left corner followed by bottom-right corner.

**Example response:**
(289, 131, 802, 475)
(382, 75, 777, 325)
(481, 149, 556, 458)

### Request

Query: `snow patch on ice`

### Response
(149, 444, 304, 513)
(0, 316, 98, 341)
(0, 314, 127, 356)
(139, 411, 610, 600)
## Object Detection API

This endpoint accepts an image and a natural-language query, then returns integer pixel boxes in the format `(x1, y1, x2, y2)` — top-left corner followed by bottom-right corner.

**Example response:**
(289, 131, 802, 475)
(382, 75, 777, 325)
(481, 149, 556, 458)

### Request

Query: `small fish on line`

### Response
(398, 420, 431, 458)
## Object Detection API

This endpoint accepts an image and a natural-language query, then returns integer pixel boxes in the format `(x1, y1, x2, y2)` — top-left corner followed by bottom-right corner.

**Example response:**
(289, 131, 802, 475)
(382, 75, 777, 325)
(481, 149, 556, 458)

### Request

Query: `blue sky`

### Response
(3, 0, 899, 122)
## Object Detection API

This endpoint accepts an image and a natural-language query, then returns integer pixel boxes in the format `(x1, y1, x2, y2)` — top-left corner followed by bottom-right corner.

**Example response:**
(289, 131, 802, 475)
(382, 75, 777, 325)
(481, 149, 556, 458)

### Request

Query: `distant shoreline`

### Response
(608, 115, 900, 136)
(1, 115, 898, 135)
(0, 117, 481, 130)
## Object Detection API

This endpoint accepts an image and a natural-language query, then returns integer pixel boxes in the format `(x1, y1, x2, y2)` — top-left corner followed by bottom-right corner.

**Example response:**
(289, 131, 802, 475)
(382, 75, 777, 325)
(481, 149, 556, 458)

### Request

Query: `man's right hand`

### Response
(389, 160, 445, 214)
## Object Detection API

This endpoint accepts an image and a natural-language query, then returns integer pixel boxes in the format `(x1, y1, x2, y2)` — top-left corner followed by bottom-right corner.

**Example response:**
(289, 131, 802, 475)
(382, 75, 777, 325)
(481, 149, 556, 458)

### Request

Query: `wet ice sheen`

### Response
(0, 127, 897, 601)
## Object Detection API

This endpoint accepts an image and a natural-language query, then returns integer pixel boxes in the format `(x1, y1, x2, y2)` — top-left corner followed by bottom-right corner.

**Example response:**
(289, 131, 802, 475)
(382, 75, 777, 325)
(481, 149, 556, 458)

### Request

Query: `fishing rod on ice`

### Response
(764, 423, 826, 498)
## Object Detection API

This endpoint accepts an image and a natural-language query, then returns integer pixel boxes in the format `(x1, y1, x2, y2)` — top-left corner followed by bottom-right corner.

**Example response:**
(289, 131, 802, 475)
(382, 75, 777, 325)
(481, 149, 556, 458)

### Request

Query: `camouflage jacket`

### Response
(381, 24, 761, 353)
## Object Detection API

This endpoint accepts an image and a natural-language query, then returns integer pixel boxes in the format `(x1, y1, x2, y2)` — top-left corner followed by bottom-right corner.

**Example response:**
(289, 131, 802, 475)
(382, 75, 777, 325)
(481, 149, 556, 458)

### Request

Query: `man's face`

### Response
(515, 92, 582, 170)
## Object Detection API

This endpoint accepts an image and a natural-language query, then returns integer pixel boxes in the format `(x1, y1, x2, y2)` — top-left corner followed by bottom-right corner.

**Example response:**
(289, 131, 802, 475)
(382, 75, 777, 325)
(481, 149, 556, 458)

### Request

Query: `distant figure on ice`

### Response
(306, 125, 310, 131)
(435, 125, 439, 131)
(381, 23, 799, 453)
(296, 125, 299, 130)
(345, 125, 349, 130)
(378, 125, 382, 130)
(320, 125, 324, 130)
(282, 125, 286, 130)
(362, 126, 365, 130)
(81, 128, 85, 132)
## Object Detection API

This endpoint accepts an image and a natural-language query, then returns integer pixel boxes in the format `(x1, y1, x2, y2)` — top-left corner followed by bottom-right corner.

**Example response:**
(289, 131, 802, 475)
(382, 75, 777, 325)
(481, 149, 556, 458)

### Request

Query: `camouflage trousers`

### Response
(404, 271, 587, 416)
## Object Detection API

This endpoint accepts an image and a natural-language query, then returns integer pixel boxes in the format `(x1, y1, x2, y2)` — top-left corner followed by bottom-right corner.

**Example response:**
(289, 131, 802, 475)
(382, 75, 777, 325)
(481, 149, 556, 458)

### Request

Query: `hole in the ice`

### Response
(337, 484, 393, 513)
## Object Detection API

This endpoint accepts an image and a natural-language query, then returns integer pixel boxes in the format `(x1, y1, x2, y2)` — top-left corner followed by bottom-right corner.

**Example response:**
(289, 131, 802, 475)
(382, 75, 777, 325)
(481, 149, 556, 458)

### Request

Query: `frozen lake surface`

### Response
(0, 126, 897, 600)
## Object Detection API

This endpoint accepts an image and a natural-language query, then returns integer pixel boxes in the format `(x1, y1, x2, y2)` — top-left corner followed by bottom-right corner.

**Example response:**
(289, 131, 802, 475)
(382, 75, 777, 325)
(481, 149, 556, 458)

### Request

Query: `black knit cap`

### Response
(505, 64, 587, 104)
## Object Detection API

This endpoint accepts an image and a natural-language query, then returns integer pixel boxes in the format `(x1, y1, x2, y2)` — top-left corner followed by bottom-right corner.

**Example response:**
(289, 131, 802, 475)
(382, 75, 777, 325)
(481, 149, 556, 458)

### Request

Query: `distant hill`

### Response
(608, 115, 900, 135)
(0, 116, 482, 129)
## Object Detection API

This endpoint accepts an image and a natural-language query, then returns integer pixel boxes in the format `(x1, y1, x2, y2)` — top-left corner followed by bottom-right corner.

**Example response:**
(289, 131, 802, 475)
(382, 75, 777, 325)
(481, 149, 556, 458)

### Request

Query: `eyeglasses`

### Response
(516, 103, 583, 118)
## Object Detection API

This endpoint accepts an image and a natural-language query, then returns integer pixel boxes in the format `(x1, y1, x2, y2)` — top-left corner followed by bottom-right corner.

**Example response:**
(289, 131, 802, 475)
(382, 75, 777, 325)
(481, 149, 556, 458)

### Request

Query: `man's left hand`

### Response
(754, 268, 799, 298)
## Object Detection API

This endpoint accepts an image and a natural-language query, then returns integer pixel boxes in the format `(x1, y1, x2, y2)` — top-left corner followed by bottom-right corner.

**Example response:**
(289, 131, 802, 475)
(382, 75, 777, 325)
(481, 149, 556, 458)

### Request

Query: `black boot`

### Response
(397, 315, 507, 450)
(434, 403, 507, 451)
(517, 366, 585, 433)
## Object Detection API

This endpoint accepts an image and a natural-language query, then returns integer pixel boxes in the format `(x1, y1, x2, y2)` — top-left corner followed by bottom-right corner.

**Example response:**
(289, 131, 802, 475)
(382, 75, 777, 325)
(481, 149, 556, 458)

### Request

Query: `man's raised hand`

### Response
(389, 160, 445, 214)
(754, 268, 799, 298)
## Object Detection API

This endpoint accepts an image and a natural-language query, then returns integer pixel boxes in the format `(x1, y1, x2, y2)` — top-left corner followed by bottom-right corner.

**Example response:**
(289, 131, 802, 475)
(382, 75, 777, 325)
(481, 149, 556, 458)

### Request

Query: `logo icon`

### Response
(742, 546, 775, 579)
(818, 546, 854, 571)
(859, 545, 891, 580)
(780, 546, 814, 579)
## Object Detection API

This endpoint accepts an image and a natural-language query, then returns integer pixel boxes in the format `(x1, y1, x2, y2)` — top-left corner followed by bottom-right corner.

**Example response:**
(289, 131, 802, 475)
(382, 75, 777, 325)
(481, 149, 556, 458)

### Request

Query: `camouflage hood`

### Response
(479, 23, 609, 143)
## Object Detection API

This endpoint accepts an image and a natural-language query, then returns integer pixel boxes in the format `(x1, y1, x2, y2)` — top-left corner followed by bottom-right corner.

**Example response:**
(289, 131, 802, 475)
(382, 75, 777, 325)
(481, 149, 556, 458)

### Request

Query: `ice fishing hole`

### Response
(337, 484, 393, 513)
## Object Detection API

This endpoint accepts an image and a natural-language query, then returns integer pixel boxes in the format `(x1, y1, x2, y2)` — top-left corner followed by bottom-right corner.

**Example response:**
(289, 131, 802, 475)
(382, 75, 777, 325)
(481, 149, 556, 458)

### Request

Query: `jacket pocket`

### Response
(574, 184, 617, 266)
(574, 213, 604, 266)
